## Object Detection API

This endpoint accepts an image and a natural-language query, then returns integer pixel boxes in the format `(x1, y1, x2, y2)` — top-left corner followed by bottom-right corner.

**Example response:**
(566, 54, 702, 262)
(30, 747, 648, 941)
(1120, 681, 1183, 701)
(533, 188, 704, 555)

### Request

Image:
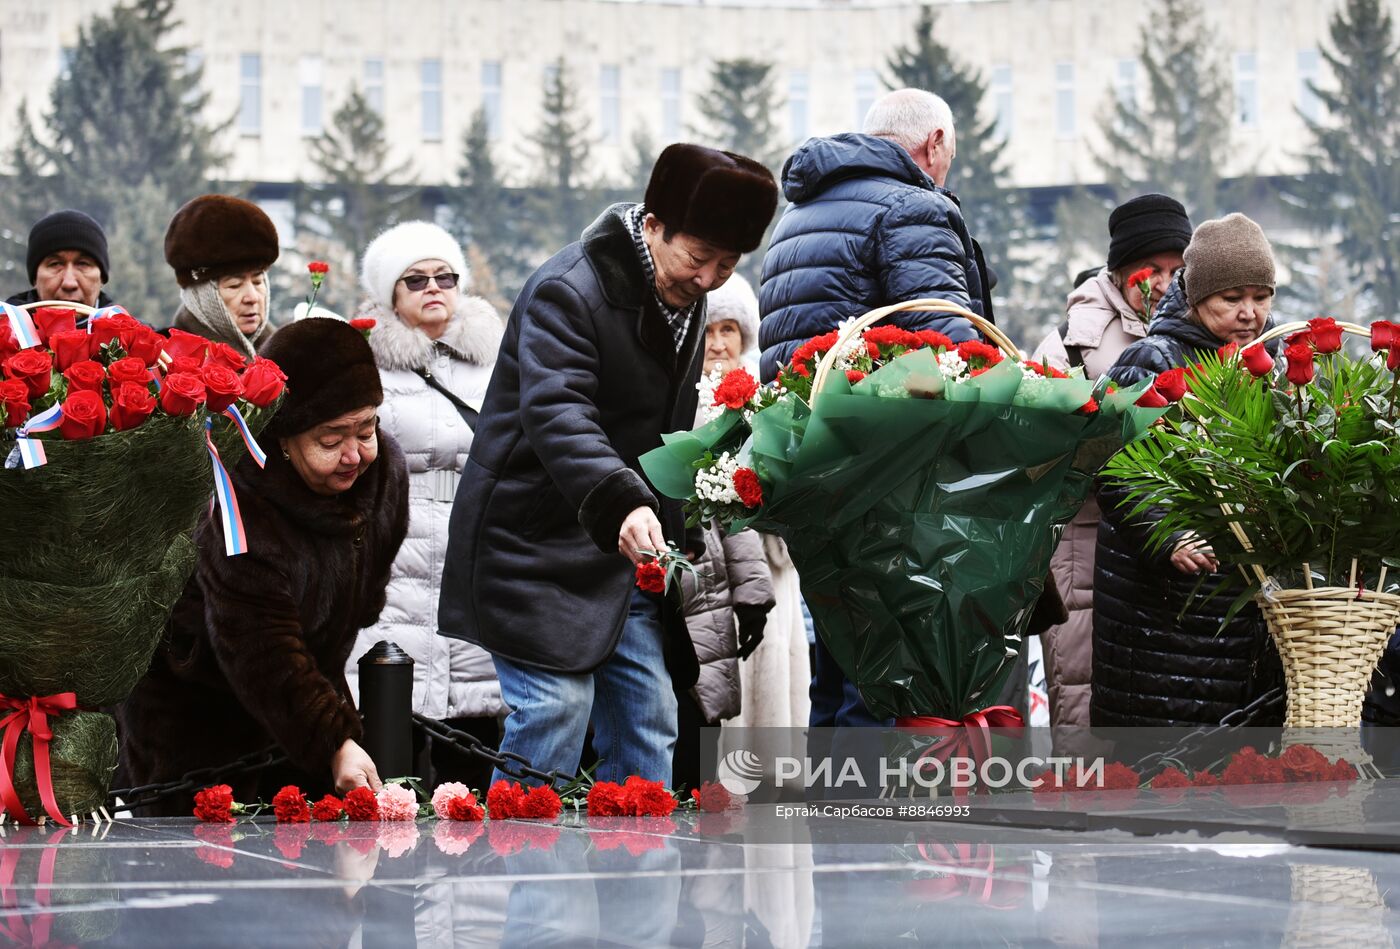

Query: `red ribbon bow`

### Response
(897, 706, 1024, 796)
(0, 828, 75, 948)
(0, 693, 79, 827)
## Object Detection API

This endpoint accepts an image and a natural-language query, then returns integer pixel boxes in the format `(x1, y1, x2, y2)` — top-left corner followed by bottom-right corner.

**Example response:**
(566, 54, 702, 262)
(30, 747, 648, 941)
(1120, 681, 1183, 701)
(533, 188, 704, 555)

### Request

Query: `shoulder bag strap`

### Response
(412, 367, 479, 430)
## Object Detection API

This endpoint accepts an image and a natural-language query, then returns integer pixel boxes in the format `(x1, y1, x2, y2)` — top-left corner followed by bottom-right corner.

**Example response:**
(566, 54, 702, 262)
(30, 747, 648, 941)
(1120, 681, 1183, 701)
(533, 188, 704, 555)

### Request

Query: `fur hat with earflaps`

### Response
(259, 318, 383, 439)
(644, 144, 779, 254)
(164, 194, 280, 288)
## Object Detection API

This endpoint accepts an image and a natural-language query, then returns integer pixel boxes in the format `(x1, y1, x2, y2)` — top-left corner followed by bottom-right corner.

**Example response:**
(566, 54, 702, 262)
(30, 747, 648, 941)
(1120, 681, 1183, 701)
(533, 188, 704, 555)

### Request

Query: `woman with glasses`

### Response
(346, 221, 507, 791)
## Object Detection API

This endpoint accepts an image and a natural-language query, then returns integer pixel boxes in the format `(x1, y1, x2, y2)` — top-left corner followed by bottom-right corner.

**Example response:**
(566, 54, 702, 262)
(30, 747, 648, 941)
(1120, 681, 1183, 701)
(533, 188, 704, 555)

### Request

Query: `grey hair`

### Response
(862, 88, 955, 153)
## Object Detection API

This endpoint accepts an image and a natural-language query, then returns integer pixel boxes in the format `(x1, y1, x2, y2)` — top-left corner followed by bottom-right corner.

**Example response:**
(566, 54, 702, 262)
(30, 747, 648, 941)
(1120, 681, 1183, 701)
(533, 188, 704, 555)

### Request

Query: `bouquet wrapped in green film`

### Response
(642, 300, 1170, 721)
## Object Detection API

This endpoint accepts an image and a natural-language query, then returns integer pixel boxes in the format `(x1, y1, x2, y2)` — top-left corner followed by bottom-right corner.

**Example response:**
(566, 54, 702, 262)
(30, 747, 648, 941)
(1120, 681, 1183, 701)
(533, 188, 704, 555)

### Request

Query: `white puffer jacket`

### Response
(346, 294, 506, 720)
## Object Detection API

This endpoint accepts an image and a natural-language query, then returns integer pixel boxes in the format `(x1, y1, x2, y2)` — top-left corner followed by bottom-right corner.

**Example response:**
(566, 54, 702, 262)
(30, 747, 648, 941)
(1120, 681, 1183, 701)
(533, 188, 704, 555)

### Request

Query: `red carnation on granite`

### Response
(343, 786, 379, 821)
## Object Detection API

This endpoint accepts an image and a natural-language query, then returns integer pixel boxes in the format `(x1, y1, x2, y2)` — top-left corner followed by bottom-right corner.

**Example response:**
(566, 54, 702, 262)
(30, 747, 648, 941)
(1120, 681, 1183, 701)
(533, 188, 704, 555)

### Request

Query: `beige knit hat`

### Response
(1182, 213, 1276, 307)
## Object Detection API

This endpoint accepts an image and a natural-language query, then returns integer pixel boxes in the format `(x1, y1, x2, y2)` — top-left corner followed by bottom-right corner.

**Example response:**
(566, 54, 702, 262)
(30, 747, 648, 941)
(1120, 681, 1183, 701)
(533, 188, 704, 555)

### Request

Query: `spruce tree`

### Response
(523, 58, 598, 249)
(1294, 0, 1400, 316)
(452, 107, 527, 300)
(627, 124, 658, 193)
(2, 0, 227, 322)
(1095, 0, 1233, 222)
(693, 59, 786, 172)
(298, 88, 418, 313)
(884, 5, 1023, 291)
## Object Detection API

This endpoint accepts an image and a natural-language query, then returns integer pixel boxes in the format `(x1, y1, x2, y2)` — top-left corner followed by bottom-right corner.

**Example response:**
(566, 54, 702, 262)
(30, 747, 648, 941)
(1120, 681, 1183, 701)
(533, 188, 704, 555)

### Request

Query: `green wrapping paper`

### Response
(643, 351, 1163, 720)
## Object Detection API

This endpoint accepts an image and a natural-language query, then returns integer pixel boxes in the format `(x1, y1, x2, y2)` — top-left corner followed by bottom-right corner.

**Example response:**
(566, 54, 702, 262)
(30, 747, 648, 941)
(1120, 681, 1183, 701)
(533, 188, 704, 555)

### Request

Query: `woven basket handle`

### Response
(810, 298, 1022, 396)
(1252, 319, 1372, 348)
(17, 300, 101, 316)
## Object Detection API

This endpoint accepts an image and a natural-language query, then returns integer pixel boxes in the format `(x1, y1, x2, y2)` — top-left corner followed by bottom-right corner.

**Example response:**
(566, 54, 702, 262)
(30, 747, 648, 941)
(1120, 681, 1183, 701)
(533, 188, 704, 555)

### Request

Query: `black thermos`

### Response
(357, 641, 414, 779)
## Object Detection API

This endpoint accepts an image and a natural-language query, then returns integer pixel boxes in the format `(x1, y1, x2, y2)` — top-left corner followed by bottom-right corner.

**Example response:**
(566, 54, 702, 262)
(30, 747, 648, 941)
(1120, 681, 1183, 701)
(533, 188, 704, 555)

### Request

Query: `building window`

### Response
(1114, 58, 1138, 109)
(482, 61, 503, 139)
(238, 53, 261, 136)
(600, 64, 621, 145)
(660, 67, 682, 140)
(1054, 62, 1075, 139)
(421, 59, 443, 141)
(854, 68, 878, 127)
(991, 64, 1013, 141)
(1234, 51, 1258, 128)
(364, 58, 384, 116)
(300, 56, 323, 136)
(1297, 48, 1321, 123)
(182, 50, 204, 106)
(59, 47, 74, 80)
(789, 70, 809, 143)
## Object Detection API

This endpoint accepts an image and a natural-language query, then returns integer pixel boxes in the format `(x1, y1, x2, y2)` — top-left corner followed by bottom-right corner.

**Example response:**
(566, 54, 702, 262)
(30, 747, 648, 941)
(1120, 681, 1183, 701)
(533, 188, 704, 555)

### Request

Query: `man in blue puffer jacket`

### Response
(757, 87, 992, 383)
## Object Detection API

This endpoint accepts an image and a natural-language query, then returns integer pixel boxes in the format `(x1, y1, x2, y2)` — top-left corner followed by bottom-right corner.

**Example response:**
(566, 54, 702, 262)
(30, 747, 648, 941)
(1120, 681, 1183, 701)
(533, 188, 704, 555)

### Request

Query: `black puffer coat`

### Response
(1093, 277, 1283, 726)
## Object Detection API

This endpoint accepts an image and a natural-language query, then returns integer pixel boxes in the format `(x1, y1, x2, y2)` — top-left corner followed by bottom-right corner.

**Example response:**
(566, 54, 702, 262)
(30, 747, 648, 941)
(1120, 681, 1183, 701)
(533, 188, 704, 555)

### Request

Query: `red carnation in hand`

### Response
(108, 356, 154, 387)
(623, 776, 677, 816)
(310, 795, 345, 822)
(1307, 316, 1343, 354)
(0, 380, 31, 429)
(159, 371, 207, 416)
(3, 348, 54, 399)
(63, 360, 106, 394)
(49, 329, 92, 371)
(59, 389, 106, 440)
(1127, 267, 1153, 289)
(733, 467, 764, 508)
(31, 307, 76, 345)
(711, 367, 759, 410)
(110, 381, 158, 431)
(240, 357, 287, 408)
(586, 782, 631, 817)
(1284, 342, 1315, 386)
(308, 260, 330, 275)
(343, 786, 379, 821)
(635, 560, 666, 594)
(1371, 320, 1399, 352)
(691, 781, 737, 813)
(1153, 368, 1188, 402)
(272, 785, 311, 823)
(193, 784, 236, 823)
(202, 363, 244, 413)
(1241, 344, 1273, 377)
(445, 794, 485, 821)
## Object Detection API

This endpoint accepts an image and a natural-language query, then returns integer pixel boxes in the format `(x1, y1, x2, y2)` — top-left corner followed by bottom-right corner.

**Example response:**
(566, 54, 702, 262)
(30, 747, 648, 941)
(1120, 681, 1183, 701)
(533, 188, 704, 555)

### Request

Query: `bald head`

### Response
(862, 88, 957, 186)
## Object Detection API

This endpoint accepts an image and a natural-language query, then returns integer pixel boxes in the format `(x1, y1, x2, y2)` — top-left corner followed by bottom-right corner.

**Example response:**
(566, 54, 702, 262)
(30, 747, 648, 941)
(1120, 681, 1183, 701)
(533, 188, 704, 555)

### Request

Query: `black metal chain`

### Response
(1129, 685, 1287, 775)
(412, 713, 573, 788)
(106, 745, 288, 812)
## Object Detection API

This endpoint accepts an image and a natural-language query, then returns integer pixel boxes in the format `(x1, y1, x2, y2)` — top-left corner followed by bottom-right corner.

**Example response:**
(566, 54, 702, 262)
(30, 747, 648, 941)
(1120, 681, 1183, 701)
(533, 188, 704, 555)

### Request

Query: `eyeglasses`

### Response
(398, 272, 460, 292)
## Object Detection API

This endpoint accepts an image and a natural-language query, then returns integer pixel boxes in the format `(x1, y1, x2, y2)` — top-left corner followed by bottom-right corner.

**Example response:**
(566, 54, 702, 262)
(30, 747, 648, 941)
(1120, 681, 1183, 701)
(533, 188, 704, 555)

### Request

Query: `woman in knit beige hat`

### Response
(1090, 212, 1284, 730)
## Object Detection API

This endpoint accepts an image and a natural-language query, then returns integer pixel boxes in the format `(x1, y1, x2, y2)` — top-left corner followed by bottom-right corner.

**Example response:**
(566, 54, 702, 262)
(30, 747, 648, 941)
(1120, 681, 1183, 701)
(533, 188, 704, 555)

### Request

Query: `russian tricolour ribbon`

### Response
(0, 303, 40, 350)
(15, 404, 64, 469)
(221, 405, 267, 468)
(205, 419, 248, 556)
(86, 304, 129, 332)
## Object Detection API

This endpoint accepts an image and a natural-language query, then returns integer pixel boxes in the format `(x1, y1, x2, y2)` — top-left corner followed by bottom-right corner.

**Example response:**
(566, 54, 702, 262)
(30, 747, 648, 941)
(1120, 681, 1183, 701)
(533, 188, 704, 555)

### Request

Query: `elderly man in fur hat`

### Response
(439, 144, 778, 785)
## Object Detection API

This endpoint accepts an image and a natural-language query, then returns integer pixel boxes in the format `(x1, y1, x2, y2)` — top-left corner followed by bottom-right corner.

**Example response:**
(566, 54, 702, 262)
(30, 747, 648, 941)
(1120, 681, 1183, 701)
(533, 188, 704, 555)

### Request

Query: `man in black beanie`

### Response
(5, 209, 115, 311)
(439, 144, 778, 786)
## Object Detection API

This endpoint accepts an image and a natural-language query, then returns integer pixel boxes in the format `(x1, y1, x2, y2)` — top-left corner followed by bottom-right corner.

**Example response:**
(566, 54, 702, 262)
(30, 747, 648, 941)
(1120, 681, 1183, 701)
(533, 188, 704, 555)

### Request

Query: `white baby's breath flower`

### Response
(695, 451, 742, 504)
(936, 350, 968, 382)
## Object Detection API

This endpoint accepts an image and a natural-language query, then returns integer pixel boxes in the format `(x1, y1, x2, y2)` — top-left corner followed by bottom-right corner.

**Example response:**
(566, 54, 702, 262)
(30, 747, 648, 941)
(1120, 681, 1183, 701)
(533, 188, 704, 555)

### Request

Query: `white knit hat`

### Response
(359, 221, 470, 310)
(705, 273, 760, 353)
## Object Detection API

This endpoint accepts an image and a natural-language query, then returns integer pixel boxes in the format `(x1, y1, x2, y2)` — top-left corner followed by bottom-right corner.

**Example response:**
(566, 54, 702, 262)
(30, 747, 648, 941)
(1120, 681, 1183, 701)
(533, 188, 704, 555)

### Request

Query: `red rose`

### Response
(0, 321, 17, 362)
(623, 776, 676, 816)
(586, 782, 630, 817)
(1284, 342, 1315, 386)
(3, 348, 53, 399)
(1308, 316, 1343, 354)
(0, 380, 30, 429)
(159, 371, 207, 416)
(272, 785, 311, 823)
(1153, 368, 1188, 402)
(1134, 384, 1169, 408)
(487, 780, 527, 819)
(107, 356, 154, 386)
(63, 360, 106, 394)
(167, 355, 204, 375)
(691, 781, 736, 813)
(204, 341, 248, 372)
(519, 785, 563, 820)
(127, 327, 166, 366)
(31, 307, 76, 345)
(165, 328, 211, 362)
(240, 357, 287, 407)
(711, 367, 759, 410)
(1389, 345, 1400, 373)
(193, 784, 236, 823)
(87, 317, 123, 354)
(349, 318, 376, 332)
(1372, 320, 1399, 352)
(445, 794, 484, 821)
(110, 382, 156, 431)
(308, 260, 330, 275)
(202, 363, 244, 413)
(59, 388, 106, 440)
(845, 369, 867, 384)
(1286, 329, 1313, 347)
(50, 329, 92, 371)
(635, 560, 666, 594)
(1217, 342, 1238, 362)
(733, 467, 764, 507)
(1241, 344, 1273, 377)
(311, 795, 345, 822)
(343, 786, 379, 821)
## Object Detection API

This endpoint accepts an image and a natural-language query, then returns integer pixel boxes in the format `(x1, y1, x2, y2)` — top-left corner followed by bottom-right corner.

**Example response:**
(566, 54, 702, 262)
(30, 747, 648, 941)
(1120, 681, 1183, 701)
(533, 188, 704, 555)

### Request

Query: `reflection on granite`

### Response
(1, 785, 1400, 947)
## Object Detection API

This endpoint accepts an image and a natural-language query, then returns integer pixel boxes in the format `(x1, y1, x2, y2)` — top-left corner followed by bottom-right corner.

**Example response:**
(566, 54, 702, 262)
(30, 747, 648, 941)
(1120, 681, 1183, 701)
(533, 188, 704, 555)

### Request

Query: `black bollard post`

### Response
(357, 641, 414, 780)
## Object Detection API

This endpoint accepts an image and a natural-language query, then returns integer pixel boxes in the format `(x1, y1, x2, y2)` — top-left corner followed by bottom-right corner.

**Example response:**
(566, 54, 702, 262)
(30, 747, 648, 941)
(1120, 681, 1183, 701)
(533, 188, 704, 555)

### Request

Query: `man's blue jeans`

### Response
(492, 588, 678, 785)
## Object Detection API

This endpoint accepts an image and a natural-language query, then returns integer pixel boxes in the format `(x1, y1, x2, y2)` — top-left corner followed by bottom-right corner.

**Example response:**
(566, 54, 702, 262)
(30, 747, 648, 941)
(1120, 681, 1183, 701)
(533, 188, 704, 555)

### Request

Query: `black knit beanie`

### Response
(1106, 194, 1192, 273)
(26, 210, 110, 283)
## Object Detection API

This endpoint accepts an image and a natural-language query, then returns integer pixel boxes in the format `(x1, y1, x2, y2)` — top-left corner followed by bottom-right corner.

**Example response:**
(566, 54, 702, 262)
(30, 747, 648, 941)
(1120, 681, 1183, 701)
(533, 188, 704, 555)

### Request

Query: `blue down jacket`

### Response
(756, 133, 988, 382)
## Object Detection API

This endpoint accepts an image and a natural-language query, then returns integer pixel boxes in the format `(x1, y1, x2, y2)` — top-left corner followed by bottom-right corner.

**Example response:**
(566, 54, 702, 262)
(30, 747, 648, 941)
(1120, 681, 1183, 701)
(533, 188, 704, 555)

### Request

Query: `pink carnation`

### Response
(431, 782, 473, 819)
(375, 822, 421, 858)
(376, 783, 420, 821)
